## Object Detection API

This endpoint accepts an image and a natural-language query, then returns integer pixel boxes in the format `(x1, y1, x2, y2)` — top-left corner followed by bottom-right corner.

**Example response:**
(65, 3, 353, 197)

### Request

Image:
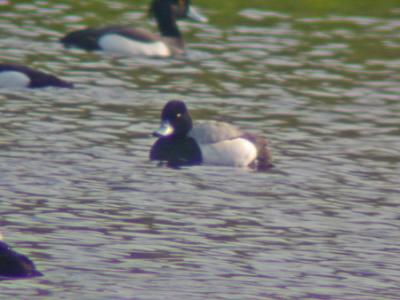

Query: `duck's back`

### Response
(0, 64, 73, 88)
(61, 26, 160, 48)
(61, 26, 171, 57)
(188, 121, 258, 167)
(189, 121, 243, 144)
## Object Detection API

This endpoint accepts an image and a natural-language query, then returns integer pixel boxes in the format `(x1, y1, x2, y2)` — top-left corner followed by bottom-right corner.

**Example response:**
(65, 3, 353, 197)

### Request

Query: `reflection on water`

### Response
(1, 0, 400, 299)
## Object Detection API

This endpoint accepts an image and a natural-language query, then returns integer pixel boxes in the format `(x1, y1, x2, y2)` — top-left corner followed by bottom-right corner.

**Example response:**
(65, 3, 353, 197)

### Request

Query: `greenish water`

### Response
(1, 0, 399, 299)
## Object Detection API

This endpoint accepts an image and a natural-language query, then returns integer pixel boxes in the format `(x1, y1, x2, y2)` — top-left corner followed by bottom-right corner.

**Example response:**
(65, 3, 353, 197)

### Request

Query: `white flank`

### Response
(190, 121, 242, 144)
(98, 34, 171, 57)
(200, 138, 257, 167)
(0, 71, 30, 88)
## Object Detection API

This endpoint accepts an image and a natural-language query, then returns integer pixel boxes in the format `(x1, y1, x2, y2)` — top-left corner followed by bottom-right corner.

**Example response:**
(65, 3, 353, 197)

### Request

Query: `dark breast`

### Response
(150, 137, 202, 168)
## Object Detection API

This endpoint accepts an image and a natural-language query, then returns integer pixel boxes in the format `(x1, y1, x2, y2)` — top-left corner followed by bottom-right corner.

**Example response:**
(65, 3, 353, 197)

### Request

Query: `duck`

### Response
(150, 100, 272, 170)
(60, 0, 207, 57)
(0, 64, 73, 89)
(0, 233, 42, 279)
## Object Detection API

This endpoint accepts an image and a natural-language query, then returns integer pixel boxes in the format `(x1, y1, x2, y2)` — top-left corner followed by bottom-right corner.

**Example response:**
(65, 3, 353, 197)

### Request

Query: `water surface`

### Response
(0, 0, 399, 299)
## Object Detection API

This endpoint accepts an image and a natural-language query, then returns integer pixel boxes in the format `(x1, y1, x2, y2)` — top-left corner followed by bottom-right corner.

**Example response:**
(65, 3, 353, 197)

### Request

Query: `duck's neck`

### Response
(155, 3, 181, 38)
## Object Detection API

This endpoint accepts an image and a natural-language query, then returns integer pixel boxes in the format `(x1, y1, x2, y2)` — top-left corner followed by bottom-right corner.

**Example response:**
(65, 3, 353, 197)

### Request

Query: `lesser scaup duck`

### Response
(0, 64, 73, 89)
(0, 233, 42, 279)
(61, 0, 207, 57)
(150, 100, 272, 170)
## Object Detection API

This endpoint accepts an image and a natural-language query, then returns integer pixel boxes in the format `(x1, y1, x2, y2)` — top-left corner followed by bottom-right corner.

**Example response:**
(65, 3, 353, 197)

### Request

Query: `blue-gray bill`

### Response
(187, 6, 208, 23)
(153, 121, 174, 137)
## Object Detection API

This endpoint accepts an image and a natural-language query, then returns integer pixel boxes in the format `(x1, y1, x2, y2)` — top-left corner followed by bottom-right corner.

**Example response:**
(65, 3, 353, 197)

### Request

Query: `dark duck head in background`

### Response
(0, 232, 42, 280)
(61, 0, 207, 57)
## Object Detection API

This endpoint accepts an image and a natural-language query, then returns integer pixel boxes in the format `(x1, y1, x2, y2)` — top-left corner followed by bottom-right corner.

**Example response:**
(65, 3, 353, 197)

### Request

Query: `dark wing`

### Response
(61, 27, 103, 50)
(61, 26, 161, 50)
(108, 26, 161, 43)
(0, 64, 73, 88)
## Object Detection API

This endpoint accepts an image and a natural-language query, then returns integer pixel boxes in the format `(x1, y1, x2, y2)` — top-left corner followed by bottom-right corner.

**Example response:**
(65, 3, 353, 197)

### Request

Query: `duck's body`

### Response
(188, 121, 258, 167)
(61, 0, 206, 57)
(0, 64, 73, 89)
(0, 240, 42, 279)
(150, 100, 272, 170)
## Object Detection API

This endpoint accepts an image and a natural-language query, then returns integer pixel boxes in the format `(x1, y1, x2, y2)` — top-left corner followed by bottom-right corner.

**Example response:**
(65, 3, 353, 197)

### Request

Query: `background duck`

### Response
(150, 100, 272, 170)
(0, 232, 42, 279)
(0, 64, 73, 89)
(61, 0, 207, 57)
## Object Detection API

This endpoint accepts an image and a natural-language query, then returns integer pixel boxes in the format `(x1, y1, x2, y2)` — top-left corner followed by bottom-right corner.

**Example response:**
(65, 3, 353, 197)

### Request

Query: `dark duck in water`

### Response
(0, 233, 42, 279)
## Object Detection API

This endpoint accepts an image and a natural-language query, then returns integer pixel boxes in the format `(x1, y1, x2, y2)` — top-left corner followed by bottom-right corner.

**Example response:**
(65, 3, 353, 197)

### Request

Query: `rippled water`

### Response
(1, 0, 400, 299)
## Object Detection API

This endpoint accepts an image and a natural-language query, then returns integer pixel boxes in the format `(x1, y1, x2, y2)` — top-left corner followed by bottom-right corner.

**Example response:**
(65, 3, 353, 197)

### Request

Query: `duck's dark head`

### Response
(171, 0, 207, 21)
(150, 0, 207, 37)
(153, 100, 193, 138)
